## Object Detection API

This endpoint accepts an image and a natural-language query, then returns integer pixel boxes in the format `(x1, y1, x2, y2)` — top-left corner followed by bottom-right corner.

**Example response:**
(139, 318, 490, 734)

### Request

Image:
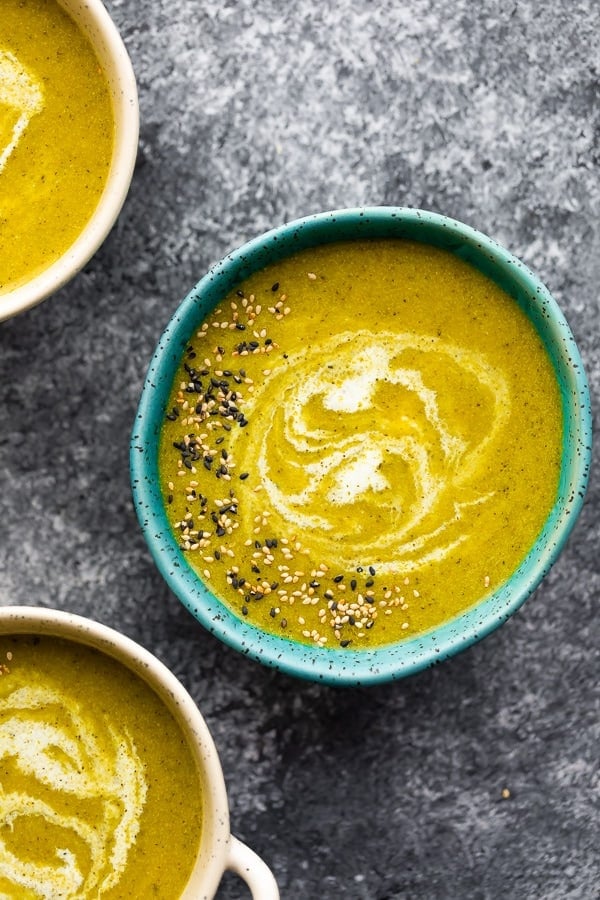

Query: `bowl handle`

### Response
(227, 835, 280, 899)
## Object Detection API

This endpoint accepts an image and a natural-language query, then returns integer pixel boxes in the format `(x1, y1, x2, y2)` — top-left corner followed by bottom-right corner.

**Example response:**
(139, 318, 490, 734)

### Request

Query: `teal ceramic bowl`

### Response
(130, 207, 592, 686)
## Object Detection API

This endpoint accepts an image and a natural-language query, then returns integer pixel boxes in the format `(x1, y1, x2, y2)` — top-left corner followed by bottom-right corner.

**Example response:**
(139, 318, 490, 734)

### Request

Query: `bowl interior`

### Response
(0, 0, 138, 322)
(0, 605, 231, 895)
(131, 208, 592, 686)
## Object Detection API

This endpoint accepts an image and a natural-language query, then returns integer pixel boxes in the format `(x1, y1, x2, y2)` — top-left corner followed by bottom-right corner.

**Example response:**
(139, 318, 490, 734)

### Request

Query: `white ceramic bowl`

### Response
(0, 606, 280, 899)
(0, 0, 139, 321)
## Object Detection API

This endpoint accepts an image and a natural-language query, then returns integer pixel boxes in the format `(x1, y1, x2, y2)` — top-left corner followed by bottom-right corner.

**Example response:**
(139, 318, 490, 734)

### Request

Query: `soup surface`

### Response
(0, 634, 202, 898)
(158, 240, 562, 649)
(0, 0, 114, 293)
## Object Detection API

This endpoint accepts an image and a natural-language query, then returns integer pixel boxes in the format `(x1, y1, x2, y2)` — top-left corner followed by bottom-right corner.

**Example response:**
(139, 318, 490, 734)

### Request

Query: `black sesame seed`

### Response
(269, 608, 277, 618)
(365, 579, 374, 588)
(271, 282, 279, 292)
(239, 472, 249, 480)
(350, 579, 357, 591)
(369, 566, 376, 576)
(333, 574, 344, 583)
(236, 323, 246, 330)
(241, 605, 248, 615)
(340, 639, 351, 648)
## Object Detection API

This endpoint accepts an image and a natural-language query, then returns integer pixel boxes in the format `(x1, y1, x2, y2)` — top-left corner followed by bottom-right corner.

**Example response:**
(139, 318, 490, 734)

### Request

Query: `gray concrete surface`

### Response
(1, 1, 598, 897)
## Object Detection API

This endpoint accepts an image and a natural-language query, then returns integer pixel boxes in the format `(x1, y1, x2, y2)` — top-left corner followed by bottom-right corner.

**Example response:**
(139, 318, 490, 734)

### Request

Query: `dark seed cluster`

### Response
(162, 281, 414, 647)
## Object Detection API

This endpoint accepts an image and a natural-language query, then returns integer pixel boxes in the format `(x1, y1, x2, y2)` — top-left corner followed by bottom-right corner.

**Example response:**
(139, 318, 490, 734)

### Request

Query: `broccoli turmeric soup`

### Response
(158, 240, 562, 650)
(0, 635, 202, 899)
(0, 0, 113, 293)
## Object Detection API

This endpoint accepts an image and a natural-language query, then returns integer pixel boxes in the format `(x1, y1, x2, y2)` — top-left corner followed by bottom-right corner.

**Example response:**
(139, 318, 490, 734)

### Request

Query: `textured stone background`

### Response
(1, 1, 599, 897)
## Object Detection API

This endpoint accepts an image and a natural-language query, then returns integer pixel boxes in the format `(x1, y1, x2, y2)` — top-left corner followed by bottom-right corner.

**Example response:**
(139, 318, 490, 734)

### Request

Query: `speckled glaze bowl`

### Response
(0, 606, 279, 899)
(0, 0, 138, 322)
(130, 207, 592, 686)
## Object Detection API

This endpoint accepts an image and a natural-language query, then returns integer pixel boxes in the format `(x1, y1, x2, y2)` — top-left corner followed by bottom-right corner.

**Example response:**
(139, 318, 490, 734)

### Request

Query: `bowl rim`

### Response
(0, 0, 139, 322)
(130, 206, 593, 686)
(0, 604, 233, 896)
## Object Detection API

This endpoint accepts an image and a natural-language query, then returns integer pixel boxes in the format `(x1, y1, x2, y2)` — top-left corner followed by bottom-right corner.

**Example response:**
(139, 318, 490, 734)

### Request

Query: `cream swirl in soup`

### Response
(0, 51, 44, 174)
(241, 330, 511, 575)
(0, 0, 113, 293)
(0, 684, 147, 898)
(159, 239, 562, 647)
(0, 636, 202, 899)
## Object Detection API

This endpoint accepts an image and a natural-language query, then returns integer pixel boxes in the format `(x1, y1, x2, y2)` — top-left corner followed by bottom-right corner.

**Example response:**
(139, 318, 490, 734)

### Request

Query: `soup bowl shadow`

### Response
(130, 207, 592, 687)
(0, 0, 138, 322)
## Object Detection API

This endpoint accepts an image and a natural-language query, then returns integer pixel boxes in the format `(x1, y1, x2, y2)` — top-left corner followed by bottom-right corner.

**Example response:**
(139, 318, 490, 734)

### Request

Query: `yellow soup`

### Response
(0, 0, 114, 293)
(159, 240, 563, 649)
(0, 635, 202, 899)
